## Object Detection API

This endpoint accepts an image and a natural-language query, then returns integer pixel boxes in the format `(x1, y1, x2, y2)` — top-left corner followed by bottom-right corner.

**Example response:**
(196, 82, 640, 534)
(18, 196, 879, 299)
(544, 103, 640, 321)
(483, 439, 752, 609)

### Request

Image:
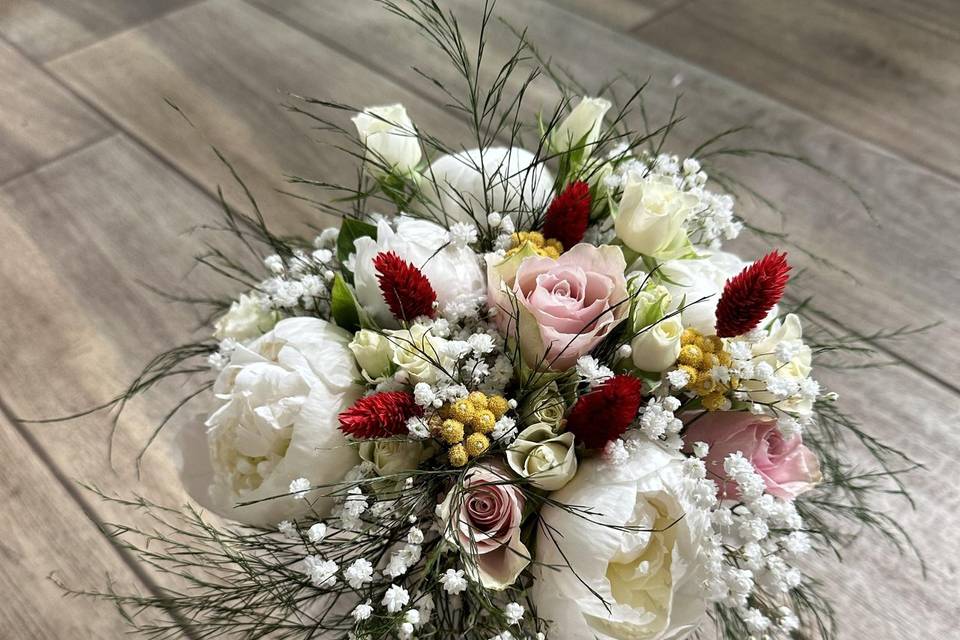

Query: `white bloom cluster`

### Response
(637, 395, 683, 448)
(574, 355, 613, 388)
(699, 453, 810, 637)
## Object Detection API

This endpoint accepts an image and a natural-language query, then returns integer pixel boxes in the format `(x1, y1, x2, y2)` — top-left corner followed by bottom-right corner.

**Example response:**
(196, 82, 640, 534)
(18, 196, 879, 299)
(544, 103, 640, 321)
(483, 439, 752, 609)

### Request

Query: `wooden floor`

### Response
(0, 0, 956, 637)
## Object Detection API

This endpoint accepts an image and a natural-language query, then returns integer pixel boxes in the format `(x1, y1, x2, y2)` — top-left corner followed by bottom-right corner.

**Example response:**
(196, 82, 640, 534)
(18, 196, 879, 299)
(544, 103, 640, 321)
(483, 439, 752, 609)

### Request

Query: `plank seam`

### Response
(0, 132, 119, 190)
(0, 396, 201, 639)
(626, 0, 698, 31)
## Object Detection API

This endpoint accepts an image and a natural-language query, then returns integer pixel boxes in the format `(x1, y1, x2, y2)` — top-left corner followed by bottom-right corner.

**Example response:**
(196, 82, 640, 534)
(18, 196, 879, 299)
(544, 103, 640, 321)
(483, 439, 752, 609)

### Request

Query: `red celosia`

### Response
(374, 251, 437, 322)
(542, 181, 592, 249)
(338, 391, 422, 439)
(565, 374, 644, 449)
(715, 250, 791, 338)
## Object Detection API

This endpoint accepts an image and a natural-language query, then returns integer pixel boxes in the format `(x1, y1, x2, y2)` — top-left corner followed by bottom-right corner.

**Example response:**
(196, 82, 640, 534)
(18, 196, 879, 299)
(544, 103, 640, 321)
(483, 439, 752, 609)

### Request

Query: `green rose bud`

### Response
(348, 329, 394, 379)
(521, 382, 566, 432)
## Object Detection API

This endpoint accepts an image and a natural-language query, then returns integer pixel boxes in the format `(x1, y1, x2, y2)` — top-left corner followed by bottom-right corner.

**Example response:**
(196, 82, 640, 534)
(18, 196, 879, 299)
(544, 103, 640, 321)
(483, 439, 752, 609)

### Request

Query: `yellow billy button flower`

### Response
(467, 391, 488, 410)
(505, 231, 564, 260)
(678, 344, 703, 368)
(702, 392, 728, 411)
(465, 432, 490, 457)
(677, 365, 699, 387)
(472, 409, 497, 435)
(449, 398, 476, 423)
(440, 419, 465, 445)
(486, 395, 509, 419)
(448, 444, 468, 467)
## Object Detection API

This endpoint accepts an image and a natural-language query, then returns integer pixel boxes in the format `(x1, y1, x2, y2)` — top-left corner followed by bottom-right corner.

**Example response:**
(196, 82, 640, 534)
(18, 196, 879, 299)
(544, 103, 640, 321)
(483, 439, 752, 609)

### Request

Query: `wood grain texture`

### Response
(253, 0, 960, 382)
(47, 0, 470, 237)
(0, 39, 109, 184)
(0, 0, 195, 62)
(545, 0, 681, 30)
(0, 411, 146, 639)
(634, 0, 960, 181)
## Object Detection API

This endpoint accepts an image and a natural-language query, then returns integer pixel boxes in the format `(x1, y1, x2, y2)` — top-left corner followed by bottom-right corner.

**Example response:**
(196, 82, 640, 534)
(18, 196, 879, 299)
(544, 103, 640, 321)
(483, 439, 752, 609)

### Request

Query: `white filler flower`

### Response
(176, 317, 362, 527)
(532, 439, 710, 640)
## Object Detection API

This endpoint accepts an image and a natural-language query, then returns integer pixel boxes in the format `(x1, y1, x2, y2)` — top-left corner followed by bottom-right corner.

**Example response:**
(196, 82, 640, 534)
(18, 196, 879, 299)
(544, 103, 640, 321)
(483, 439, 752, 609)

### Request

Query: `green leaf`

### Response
(337, 218, 378, 264)
(330, 273, 361, 332)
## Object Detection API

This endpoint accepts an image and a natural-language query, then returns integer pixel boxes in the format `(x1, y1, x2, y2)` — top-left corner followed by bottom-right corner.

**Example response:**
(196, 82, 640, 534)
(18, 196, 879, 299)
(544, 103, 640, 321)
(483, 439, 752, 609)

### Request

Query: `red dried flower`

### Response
(565, 374, 644, 449)
(715, 250, 791, 338)
(374, 251, 437, 322)
(338, 391, 422, 439)
(542, 181, 592, 249)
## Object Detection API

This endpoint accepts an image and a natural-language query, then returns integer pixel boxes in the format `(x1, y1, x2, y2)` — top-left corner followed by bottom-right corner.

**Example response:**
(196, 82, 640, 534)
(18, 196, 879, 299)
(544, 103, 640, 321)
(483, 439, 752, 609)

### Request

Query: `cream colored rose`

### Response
(631, 316, 683, 373)
(521, 383, 566, 432)
(213, 293, 278, 342)
(385, 324, 453, 385)
(550, 96, 612, 156)
(359, 439, 434, 477)
(187, 317, 362, 527)
(507, 424, 577, 491)
(744, 314, 813, 414)
(533, 440, 709, 639)
(349, 329, 393, 379)
(615, 174, 697, 259)
(351, 104, 421, 174)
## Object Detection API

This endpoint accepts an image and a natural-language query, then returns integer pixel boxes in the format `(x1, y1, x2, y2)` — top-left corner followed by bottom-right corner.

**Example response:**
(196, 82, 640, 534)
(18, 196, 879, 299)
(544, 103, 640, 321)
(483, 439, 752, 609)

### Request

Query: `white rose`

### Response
(181, 318, 361, 526)
(655, 251, 771, 335)
(533, 440, 709, 640)
(352, 217, 485, 327)
(213, 293, 278, 342)
(744, 313, 813, 413)
(349, 329, 394, 379)
(615, 174, 697, 259)
(385, 324, 454, 385)
(425, 147, 553, 225)
(550, 96, 612, 156)
(506, 423, 577, 491)
(359, 439, 434, 478)
(631, 316, 683, 372)
(352, 104, 422, 174)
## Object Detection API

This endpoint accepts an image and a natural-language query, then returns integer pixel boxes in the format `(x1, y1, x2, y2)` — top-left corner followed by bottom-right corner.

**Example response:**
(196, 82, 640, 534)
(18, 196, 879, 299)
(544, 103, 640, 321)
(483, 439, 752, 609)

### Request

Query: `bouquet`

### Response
(66, 2, 920, 639)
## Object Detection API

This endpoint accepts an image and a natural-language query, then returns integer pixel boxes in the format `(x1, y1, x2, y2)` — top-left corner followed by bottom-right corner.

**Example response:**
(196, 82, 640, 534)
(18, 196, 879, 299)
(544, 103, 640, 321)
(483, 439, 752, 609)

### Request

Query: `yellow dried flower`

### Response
(472, 409, 496, 435)
(449, 399, 475, 423)
(678, 364, 699, 387)
(465, 432, 490, 457)
(702, 352, 720, 371)
(427, 414, 444, 437)
(678, 344, 703, 368)
(467, 391, 488, 410)
(545, 238, 564, 253)
(448, 444, 468, 467)
(702, 392, 728, 411)
(486, 395, 509, 419)
(440, 419, 465, 444)
(694, 376, 717, 396)
(526, 231, 545, 246)
(717, 350, 733, 367)
(695, 335, 716, 354)
(542, 245, 561, 259)
(681, 328, 701, 346)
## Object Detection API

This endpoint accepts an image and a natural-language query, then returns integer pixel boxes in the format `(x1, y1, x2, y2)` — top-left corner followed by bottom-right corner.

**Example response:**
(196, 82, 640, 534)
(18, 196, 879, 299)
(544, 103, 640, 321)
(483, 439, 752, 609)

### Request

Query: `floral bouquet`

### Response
(66, 2, 920, 639)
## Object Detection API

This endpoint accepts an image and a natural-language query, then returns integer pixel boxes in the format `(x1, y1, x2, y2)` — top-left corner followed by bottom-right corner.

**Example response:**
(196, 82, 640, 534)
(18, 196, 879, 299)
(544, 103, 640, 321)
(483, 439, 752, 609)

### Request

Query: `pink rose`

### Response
(488, 243, 628, 371)
(684, 412, 821, 501)
(437, 465, 529, 590)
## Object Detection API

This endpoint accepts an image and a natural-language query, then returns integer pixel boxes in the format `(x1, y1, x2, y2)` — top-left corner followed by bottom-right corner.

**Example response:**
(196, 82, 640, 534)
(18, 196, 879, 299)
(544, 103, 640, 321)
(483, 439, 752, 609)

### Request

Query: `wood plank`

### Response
(847, 0, 960, 43)
(0, 410, 149, 639)
(0, 39, 109, 184)
(0, 0, 195, 63)
(545, 0, 680, 30)
(251, 0, 960, 384)
(634, 0, 960, 181)
(46, 0, 471, 236)
(0, 135, 224, 480)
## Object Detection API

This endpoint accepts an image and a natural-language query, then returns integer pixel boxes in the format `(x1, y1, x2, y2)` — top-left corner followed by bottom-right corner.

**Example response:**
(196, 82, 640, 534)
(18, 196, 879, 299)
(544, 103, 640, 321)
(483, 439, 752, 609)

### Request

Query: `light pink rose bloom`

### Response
(488, 243, 628, 371)
(684, 412, 821, 501)
(436, 465, 529, 590)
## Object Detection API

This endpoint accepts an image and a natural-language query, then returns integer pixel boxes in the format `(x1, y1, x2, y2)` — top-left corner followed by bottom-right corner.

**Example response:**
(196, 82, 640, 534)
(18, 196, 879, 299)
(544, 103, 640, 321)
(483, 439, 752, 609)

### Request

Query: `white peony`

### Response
(179, 317, 362, 527)
(533, 439, 709, 640)
(352, 218, 485, 327)
(424, 147, 553, 226)
(550, 96, 612, 156)
(654, 251, 750, 335)
(615, 174, 697, 259)
(352, 104, 422, 175)
(213, 293, 278, 342)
